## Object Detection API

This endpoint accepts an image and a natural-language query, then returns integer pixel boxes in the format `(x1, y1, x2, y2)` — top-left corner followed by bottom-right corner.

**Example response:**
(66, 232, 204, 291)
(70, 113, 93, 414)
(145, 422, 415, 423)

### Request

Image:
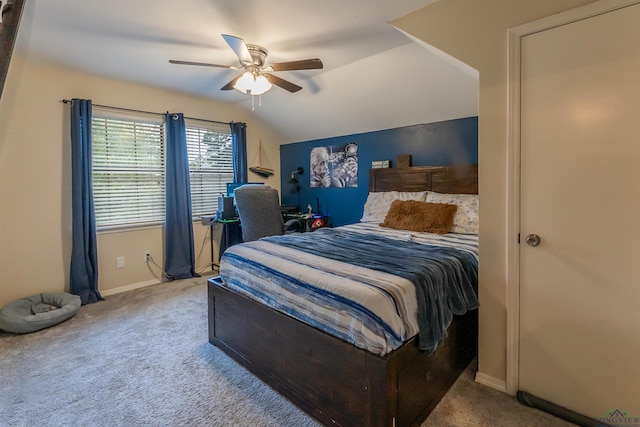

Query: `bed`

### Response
(207, 164, 479, 426)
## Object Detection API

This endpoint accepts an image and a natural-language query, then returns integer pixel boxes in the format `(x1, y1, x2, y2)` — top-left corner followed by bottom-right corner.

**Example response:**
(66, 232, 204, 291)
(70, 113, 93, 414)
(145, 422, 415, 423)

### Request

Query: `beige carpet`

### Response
(422, 362, 576, 426)
(0, 274, 575, 426)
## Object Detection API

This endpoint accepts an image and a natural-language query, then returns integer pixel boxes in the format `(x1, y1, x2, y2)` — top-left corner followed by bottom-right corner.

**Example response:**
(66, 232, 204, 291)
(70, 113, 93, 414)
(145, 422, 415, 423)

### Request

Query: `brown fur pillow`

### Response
(381, 200, 458, 234)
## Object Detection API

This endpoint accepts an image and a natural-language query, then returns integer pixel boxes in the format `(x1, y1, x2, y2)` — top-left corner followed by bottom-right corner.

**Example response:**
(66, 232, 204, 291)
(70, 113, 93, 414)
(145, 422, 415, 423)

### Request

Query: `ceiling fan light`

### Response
(251, 75, 272, 95)
(233, 71, 272, 96)
(233, 71, 254, 94)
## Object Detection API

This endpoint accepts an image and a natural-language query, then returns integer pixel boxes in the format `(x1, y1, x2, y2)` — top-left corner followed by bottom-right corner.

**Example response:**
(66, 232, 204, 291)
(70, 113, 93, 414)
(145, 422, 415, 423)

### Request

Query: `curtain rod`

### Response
(61, 99, 231, 126)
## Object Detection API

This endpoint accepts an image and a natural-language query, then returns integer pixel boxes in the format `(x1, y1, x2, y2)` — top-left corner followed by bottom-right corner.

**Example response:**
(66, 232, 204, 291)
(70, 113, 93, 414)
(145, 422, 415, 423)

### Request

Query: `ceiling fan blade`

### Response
(169, 60, 232, 69)
(265, 74, 302, 93)
(220, 75, 241, 91)
(221, 34, 254, 65)
(267, 58, 324, 72)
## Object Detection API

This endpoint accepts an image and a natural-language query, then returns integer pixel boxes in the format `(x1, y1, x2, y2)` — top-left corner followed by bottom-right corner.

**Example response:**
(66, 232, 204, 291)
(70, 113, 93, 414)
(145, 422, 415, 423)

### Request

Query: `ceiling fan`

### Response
(169, 34, 323, 95)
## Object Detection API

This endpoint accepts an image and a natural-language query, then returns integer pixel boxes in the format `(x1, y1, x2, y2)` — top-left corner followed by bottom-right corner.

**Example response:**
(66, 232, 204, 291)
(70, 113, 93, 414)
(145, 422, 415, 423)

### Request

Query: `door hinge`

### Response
(518, 233, 520, 244)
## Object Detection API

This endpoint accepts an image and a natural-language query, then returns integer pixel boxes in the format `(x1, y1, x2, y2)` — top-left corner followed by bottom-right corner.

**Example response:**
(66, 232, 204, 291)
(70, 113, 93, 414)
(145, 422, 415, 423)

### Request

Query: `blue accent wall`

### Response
(280, 117, 478, 226)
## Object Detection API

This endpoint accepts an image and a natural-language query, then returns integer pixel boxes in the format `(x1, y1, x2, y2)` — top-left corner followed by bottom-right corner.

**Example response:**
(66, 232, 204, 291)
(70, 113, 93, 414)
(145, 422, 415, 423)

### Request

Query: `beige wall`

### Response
(393, 0, 597, 387)
(0, 57, 283, 306)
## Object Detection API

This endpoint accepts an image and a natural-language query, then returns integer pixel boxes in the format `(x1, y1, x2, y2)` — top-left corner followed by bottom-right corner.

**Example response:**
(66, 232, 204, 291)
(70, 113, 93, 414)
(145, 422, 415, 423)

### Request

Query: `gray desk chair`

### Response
(234, 184, 302, 242)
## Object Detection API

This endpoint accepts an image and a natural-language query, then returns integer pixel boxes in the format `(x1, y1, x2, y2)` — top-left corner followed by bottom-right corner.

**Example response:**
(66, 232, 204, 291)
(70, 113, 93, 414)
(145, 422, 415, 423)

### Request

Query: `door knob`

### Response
(525, 234, 541, 247)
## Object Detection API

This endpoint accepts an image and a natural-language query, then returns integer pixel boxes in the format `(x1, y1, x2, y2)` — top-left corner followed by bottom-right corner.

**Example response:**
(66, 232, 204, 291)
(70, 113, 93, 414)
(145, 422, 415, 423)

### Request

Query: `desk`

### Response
(208, 218, 241, 270)
(283, 213, 332, 232)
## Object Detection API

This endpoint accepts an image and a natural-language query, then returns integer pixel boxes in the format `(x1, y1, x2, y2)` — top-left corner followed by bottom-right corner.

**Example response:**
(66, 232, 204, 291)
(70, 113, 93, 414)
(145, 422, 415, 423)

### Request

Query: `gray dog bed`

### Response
(0, 293, 81, 334)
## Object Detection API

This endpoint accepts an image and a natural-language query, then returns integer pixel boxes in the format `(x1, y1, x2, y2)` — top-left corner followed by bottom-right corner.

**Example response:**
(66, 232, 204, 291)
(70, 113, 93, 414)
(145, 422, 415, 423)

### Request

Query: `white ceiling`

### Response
(16, 0, 478, 143)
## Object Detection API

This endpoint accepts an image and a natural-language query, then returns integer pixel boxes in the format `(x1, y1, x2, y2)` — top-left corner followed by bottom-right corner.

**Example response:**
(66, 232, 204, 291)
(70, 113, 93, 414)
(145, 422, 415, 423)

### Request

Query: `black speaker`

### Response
(218, 196, 235, 220)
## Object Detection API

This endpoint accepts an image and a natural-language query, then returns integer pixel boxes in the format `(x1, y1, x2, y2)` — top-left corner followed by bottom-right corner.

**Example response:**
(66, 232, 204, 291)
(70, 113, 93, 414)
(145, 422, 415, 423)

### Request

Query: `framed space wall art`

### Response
(310, 142, 358, 188)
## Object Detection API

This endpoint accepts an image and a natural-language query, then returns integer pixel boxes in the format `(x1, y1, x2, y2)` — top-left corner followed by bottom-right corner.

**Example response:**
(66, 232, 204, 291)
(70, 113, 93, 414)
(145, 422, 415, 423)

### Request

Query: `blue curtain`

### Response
(230, 122, 247, 183)
(70, 98, 103, 305)
(164, 113, 198, 279)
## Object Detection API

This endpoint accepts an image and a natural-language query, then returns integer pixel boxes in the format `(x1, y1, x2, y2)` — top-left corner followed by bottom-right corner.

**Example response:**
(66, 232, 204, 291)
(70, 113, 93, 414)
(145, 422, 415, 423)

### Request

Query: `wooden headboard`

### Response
(369, 164, 478, 195)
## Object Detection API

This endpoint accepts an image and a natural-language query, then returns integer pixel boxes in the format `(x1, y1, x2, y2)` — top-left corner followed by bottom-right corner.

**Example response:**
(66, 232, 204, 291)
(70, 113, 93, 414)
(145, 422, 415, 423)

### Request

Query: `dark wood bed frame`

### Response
(208, 164, 479, 426)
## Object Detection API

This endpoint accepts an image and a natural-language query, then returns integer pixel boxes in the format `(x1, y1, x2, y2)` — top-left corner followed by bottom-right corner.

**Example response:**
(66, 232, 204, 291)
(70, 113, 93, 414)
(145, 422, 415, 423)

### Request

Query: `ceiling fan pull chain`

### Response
(251, 95, 255, 112)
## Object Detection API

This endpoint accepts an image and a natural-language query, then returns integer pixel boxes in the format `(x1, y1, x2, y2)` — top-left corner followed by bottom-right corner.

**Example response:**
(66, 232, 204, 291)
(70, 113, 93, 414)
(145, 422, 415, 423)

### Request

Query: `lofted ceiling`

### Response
(15, 0, 478, 143)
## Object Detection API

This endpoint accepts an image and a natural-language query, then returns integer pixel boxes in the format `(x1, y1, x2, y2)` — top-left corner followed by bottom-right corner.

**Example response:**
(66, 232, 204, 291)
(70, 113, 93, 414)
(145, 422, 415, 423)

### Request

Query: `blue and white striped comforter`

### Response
(219, 223, 479, 356)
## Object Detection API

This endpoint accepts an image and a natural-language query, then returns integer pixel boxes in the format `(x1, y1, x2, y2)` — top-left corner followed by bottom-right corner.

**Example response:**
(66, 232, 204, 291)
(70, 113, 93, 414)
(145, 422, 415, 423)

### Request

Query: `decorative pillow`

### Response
(360, 191, 427, 223)
(380, 200, 458, 234)
(426, 192, 479, 234)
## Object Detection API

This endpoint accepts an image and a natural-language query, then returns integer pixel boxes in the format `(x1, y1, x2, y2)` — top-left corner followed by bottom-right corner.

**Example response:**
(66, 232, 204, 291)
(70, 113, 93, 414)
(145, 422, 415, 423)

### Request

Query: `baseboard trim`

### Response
(99, 268, 217, 297)
(100, 278, 162, 297)
(475, 372, 508, 393)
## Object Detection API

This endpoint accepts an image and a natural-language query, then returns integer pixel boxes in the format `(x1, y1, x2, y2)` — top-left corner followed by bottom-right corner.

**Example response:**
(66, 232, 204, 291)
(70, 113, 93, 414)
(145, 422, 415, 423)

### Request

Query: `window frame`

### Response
(91, 109, 166, 231)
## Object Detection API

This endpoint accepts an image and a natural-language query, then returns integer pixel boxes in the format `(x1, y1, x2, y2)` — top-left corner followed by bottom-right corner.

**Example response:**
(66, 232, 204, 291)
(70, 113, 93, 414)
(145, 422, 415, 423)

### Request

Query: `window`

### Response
(185, 119, 233, 217)
(92, 113, 165, 228)
(91, 110, 233, 229)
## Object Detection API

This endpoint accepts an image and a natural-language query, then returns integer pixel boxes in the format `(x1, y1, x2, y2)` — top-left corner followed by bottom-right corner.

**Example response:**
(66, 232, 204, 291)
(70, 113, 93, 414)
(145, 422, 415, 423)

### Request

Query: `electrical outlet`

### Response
(116, 256, 125, 269)
(144, 251, 152, 262)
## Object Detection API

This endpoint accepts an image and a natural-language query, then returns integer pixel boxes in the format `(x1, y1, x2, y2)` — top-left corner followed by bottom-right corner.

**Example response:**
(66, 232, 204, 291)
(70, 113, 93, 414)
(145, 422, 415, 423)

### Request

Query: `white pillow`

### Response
(360, 191, 427, 223)
(426, 192, 479, 234)
(396, 191, 429, 201)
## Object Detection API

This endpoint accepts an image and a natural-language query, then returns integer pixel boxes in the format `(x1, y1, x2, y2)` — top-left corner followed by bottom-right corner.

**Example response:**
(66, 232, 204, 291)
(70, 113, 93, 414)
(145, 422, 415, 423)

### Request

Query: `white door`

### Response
(519, 2, 640, 419)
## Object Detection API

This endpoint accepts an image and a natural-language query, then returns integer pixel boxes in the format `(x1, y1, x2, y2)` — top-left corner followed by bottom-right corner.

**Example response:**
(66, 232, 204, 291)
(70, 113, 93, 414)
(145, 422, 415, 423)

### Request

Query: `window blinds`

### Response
(185, 118, 233, 217)
(92, 116, 165, 228)
(91, 112, 233, 229)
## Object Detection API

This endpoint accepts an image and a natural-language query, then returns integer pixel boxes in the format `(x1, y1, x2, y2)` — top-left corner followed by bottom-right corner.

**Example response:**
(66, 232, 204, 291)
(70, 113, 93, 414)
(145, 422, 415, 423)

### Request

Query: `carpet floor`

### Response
(0, 274, 576, 426)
